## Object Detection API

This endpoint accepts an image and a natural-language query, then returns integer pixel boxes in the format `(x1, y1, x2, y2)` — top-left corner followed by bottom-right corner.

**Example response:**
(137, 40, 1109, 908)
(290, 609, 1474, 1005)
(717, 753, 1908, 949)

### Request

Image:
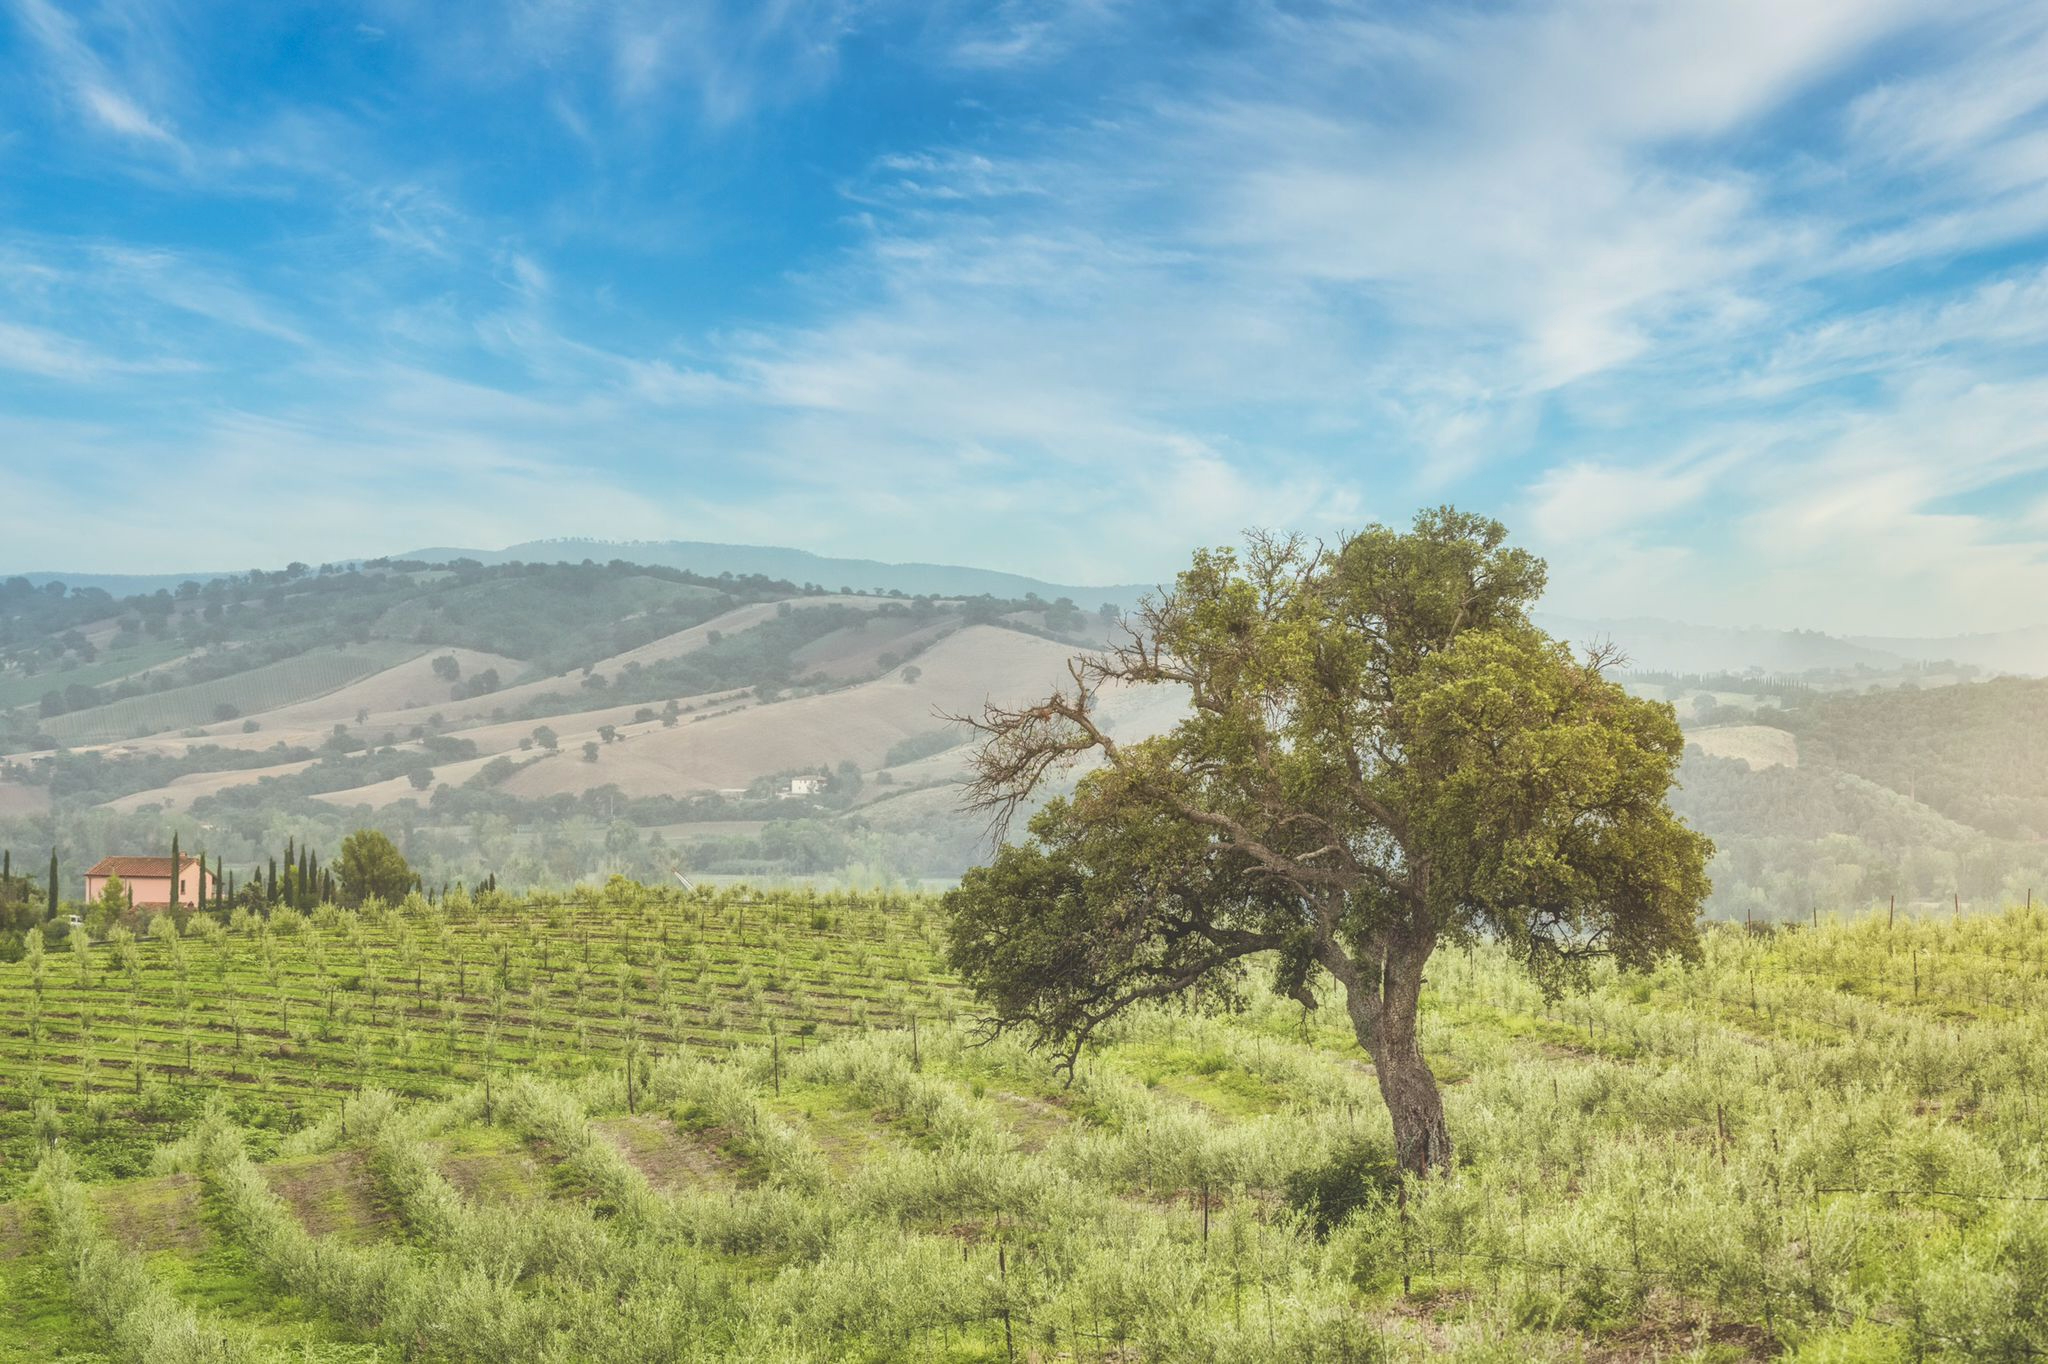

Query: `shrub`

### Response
(1281, 1133, 1399, 1238)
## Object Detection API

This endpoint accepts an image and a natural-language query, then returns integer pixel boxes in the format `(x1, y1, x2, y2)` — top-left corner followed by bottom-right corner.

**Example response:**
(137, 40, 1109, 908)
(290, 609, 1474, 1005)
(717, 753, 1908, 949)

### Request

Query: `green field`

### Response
(0, 638, 194, 714)
(1, 887, 2045, 1361)
(37, 644, 423, 744)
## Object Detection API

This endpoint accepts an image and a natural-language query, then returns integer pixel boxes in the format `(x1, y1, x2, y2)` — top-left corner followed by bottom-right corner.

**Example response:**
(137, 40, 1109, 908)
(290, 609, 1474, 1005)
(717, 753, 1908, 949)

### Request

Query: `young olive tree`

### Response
(943, 509, 1712, 1175)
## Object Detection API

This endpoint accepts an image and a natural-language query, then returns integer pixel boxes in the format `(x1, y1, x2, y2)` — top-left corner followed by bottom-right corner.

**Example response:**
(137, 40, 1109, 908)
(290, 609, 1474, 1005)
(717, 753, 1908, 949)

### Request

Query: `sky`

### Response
(3, 1, 2048, 635)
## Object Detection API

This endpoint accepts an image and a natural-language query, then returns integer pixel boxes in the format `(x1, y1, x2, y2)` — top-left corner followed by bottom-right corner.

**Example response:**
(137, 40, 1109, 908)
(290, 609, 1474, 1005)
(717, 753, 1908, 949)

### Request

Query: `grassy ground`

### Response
(38, 643, 421, 744)
(0, 638, 193, 716)
(1, 888, 2045, 1361)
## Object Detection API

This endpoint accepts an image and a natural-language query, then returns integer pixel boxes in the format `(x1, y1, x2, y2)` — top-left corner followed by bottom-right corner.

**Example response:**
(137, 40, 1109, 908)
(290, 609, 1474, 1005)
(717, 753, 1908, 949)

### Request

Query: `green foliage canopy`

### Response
(334, 829, 417, 905)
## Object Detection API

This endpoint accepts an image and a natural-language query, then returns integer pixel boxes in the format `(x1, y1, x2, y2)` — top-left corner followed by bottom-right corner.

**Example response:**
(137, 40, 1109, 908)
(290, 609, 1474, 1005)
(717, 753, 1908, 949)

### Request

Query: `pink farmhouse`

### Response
(84, 855, 214, 909)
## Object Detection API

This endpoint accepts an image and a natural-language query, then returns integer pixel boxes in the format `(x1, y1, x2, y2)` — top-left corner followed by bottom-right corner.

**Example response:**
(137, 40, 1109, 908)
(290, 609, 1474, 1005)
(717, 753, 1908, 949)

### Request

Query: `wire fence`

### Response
(878, 1198, 2046, 1362)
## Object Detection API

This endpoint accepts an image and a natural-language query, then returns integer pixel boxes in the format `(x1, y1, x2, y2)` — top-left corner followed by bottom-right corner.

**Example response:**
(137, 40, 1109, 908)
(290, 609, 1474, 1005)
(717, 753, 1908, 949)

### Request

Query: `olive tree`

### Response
(943, 509, 1712, 1175)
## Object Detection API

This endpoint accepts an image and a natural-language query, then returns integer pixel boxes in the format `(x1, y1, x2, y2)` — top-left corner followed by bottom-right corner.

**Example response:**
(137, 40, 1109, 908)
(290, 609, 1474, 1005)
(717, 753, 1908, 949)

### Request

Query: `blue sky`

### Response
(3, 0, 2048, 633)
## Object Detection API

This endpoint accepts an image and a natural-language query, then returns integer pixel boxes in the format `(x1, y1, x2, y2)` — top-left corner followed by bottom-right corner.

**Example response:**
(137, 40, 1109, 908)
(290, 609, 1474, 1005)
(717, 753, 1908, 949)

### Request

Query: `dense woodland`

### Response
(1677, 677, 2048, 918)
(1772, 677, 2048, 839)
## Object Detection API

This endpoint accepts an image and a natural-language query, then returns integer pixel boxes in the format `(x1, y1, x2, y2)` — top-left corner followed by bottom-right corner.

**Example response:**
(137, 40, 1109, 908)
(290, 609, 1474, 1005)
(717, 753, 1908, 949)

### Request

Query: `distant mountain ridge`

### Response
(7, 539, 1159, 610)
(13, 543, 2048, 677)
(1539, 614, 2048, 678)
(1535, 613, 1911, 674)
(10, 570, 249, 597)
(397, 539, 1161, 609)
(1843, 626, 2048, 677)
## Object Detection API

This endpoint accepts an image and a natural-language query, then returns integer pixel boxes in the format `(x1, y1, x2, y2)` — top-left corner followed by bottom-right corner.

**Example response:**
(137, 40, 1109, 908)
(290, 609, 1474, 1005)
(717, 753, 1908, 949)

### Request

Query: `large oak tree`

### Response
(943, 509, 1712, 1176)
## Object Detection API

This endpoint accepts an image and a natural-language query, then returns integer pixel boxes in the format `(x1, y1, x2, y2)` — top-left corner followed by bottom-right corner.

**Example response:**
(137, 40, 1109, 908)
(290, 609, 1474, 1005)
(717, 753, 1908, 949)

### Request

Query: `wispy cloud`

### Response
(0, 318, 198, 381)
(5, 0, 2048, 633)
(8, 0, 185, 152)
(387, 0, 880, 127)
(941, 0, 1130, 69)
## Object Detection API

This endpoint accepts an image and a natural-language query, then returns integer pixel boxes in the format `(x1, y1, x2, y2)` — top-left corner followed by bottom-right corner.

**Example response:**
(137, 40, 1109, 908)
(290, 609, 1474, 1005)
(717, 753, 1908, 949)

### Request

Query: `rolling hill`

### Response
(401, 538, 1158, 607)
(14, 536, 1159, 611)
(0, 557, 1132, 890)
(10, 545, 2048, 903)
(1672, 675, 2048, 918)
(37, 643, 425, 745)
(1538, 611, 1910, 673)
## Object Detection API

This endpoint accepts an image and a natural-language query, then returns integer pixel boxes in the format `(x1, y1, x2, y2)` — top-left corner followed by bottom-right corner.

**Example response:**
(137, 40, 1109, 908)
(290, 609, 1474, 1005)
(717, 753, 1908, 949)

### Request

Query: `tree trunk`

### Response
(1328, 928, 1452, 1177)
(1368, 1010, 1450, 1176)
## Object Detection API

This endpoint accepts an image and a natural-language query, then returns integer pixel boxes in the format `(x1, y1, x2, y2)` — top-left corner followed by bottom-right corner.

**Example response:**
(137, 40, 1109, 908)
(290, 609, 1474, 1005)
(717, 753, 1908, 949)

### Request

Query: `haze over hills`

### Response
(0, 555, 1157, 890)
(10, 539, 1159, 612)
(20, 542, 2048, 681)
(1546, 615, 2048, 678)
(12, 570, 250, 598)
(1535, 613, 1911, 675)
(5, 544, 2048, 911)
(1840, 626, 2048, 678)
(398, 540, 1161, 609)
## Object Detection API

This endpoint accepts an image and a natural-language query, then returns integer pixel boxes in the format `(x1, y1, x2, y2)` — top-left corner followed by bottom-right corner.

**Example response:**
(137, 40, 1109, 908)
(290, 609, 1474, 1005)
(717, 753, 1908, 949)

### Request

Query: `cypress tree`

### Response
(3, 849, 10, 881)
(170, 832, 182, 911)
(268, 858, 277, 903)
(48, 850, 58, 920)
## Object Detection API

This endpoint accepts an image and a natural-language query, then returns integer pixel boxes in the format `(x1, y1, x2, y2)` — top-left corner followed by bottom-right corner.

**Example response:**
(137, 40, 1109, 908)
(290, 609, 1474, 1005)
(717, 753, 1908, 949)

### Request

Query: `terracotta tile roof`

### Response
(85, 855, 206, 879)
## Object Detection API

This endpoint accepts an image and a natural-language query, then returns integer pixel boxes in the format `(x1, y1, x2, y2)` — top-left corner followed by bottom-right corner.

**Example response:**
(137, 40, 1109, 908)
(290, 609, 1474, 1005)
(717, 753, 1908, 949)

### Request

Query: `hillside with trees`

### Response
(1771, 677, 2048, 838)
(13, 547, 2048, 907)
(1674, 677, 2048, 919)
(0, 557, 1124, 890)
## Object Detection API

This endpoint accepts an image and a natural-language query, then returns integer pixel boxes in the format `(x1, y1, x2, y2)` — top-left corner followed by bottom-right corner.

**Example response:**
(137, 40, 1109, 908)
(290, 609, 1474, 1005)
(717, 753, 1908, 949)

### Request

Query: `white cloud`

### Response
(942, 0, 1128, 69)
(79, 83, 174, 143)
(0, 319, 128, 380)
(0, 317, 200, 381)
(400, 0, 875, 126)
(1533, 370, 2048, 633)
(9, 0, 2048, 638)
(1525, 461, 1717, 545)
(9, 0, 185, 151)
